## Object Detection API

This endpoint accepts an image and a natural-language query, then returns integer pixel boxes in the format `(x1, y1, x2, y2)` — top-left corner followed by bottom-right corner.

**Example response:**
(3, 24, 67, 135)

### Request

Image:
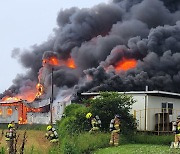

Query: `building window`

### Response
(168, 103, 173, 115)
(161, 102, 173, 115)
(7, 108, 13, 116)
(161, 102, 167, 113)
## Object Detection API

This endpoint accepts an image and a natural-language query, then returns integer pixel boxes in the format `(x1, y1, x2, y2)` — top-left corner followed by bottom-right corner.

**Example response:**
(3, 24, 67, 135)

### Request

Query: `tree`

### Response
(84, 92, 137, 134)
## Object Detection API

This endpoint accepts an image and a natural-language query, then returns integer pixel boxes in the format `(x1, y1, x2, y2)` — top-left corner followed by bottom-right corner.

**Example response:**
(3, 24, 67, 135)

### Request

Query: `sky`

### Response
(0, 0, 109, 93)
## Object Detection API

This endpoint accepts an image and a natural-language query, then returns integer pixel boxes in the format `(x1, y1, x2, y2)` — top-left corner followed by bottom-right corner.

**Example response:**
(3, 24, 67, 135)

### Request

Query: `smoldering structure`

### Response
(1, 0, 180, 102)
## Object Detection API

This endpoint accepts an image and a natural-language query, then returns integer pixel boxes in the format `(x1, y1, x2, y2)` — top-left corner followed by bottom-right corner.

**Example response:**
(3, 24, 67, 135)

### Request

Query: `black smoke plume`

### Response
(1, 0, 180, 100)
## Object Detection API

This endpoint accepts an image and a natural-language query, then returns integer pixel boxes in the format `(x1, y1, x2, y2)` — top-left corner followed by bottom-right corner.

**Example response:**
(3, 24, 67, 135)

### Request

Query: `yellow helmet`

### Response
(86, 112, 92, 119)
(47, 125, 52, 131)
(8, 124, 13, 129)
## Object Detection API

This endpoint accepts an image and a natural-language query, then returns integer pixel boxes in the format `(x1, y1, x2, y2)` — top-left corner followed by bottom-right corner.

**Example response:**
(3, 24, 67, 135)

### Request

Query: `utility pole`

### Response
(50, 67, 54, 124)
(144, 86, 148, 131)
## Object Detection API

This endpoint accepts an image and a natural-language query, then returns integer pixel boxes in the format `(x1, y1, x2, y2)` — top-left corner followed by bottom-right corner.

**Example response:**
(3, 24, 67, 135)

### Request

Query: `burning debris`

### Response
(0, 0, 180, 104)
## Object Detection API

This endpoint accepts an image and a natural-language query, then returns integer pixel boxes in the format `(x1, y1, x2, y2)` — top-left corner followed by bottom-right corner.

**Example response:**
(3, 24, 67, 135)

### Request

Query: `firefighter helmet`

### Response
(8, 123, 13, 129)
(115, 114, 120, 119)
(11, 121, 15, 128)
(86, 113, 92, 119)
(47, 125, 52, 131)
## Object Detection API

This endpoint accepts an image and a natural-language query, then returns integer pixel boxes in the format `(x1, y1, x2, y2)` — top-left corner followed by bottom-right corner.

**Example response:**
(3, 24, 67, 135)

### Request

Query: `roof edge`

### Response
(81, 90, 180, 97)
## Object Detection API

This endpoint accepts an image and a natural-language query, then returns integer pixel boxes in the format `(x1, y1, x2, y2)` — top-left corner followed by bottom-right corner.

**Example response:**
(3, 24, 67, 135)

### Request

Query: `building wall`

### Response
(127, 94, 146, 131)
(52, 100, 71, 123)
(52, 101, 66, 122)
(124, 94, 180, 131)
(129, 95, 180, 131)
(147, 96, 180, 131)
(26, 99, 71, 124)
(0, 106, 18, 123)
(27, 112, 50, 124)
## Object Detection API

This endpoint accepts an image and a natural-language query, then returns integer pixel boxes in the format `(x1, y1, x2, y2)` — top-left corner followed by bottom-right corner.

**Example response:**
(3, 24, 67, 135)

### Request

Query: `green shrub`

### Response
(84, 92, 136, 134)
(64, 103, 84, 117)
(58, 104, 90, 137)
(58, 116, 77, 138)
(57, 103, 110, 153)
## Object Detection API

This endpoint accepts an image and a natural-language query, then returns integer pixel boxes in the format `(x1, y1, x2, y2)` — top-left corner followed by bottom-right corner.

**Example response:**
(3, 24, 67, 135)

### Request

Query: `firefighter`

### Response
(109, 114, 121, 146)
(86, 112, 101, 133)
(45, 125, 59, 143)
(171, 115, 180, 148)
(10, 121, 16, 131)
(5, 123, 16, 154)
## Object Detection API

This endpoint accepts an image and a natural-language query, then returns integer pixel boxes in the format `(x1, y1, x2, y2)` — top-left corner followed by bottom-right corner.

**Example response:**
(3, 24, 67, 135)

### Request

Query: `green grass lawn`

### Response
(94, 144, 180, 154)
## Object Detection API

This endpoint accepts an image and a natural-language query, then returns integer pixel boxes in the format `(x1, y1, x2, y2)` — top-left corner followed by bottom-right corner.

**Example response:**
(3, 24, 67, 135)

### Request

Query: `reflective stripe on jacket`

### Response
(5, 129, 16, 141)
(91, 118, 99, 128)
(110, 118, 120, 132)
(177, 126, 180, 135)
(45, 130, 58, 141)
(91, 115, 101, 128)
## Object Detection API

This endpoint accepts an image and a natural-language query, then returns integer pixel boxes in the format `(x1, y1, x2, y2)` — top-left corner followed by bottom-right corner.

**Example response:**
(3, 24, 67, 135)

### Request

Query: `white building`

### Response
(81, 90, 180, 132)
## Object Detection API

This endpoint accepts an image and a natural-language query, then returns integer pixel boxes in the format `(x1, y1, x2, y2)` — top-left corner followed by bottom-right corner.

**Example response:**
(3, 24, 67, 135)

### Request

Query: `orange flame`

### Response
(7, 108, 13, 115)
(115, 58, 137, 71)
(43, 56, 59, 66)
(66, 58, 76, 69)
(2, 96, 21, 102)
(58, 57, 76, 68)
(36, 83, 44, 98)
(43, 56, 76, 68)
(1, 92, 37, 102)
(27, 107, 43, 112)
(21, 92, 36, 102)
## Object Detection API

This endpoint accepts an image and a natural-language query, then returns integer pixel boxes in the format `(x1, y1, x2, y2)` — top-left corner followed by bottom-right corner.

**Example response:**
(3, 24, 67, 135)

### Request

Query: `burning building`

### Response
(1, 0, 180, 124)
(0, 54, 73, 124)
(0, 100, 26, 124)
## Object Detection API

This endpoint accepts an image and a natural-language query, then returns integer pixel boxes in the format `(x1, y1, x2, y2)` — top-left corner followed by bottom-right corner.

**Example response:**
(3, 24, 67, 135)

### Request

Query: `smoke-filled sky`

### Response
(0, 0, 109, 93)
(1, 0, 180, 101)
